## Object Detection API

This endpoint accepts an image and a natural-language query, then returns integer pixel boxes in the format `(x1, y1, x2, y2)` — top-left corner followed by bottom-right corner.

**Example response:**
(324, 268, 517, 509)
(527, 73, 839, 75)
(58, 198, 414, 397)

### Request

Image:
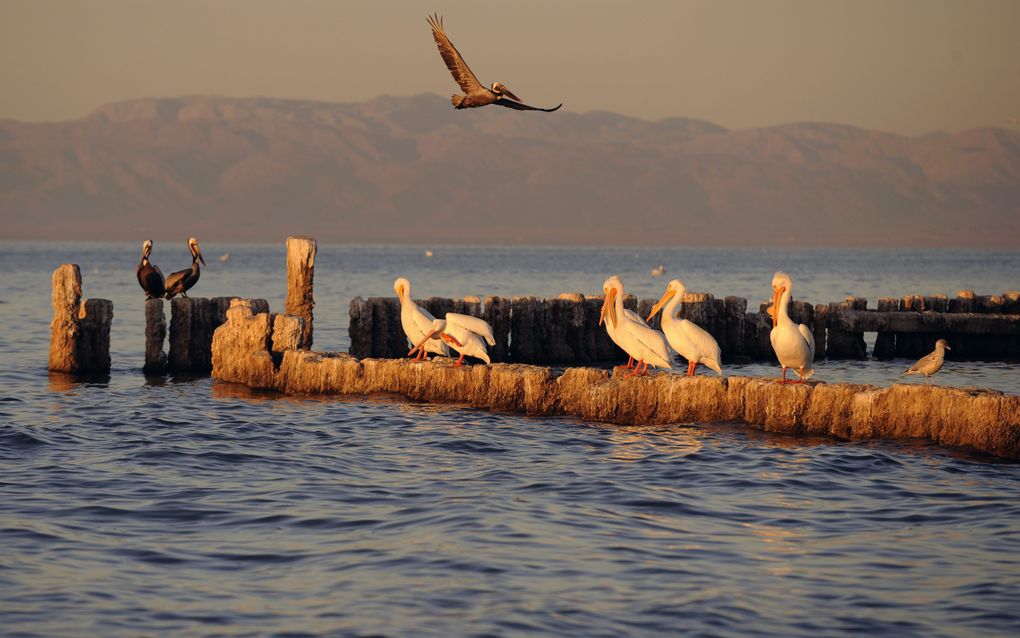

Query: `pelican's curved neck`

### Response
(613, 286, 625, 315)
(777, 287, 793, 326)
(663, 291, 683, 325)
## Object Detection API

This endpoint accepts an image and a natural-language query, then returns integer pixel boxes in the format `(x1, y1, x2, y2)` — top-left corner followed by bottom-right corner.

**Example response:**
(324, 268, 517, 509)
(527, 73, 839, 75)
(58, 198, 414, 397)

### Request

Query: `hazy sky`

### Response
(1, 0, 1018, 134)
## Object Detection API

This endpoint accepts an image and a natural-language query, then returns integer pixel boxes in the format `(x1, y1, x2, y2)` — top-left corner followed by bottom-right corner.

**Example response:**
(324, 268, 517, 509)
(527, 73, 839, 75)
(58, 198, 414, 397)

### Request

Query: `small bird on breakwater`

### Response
(904, 339, 950, 384)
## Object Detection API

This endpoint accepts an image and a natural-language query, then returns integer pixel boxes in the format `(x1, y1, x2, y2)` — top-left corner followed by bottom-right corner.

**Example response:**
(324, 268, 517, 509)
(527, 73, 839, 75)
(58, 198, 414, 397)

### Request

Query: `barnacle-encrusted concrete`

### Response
(212, 301, 1020, 460)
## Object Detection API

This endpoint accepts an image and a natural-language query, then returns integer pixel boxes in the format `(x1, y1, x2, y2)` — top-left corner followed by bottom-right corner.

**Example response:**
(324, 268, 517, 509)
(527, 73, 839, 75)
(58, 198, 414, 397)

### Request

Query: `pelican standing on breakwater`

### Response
(904, 339, 951, 384)
(164, 237, 206, 299)
(394, 277, 450, 361)
(647, 279, 723, 377)
(409, 314, 495, 366)
(136, 239, 165, 299)
(427, 14, 562, 112)
(600, 276, 672, 376)
(769, 272, 815, 384)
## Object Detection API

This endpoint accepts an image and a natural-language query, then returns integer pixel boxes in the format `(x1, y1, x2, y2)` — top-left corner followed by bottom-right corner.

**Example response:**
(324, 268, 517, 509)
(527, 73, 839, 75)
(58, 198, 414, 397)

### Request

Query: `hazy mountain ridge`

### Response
(1, 94, 1017, 245)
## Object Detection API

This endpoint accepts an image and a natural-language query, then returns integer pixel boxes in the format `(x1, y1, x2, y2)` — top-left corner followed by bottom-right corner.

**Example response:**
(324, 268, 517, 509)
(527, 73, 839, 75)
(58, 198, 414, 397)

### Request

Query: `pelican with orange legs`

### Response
(394, 277, 450, 361)
(408, 314, 495, 366)
(599, 276, 672, 376)
(769, 272, 815, 384)
(647, 279, 722, 377)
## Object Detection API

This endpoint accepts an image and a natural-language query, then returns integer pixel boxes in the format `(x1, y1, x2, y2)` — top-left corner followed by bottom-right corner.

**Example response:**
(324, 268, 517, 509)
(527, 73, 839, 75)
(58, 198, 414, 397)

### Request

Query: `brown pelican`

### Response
(164, 237, 206, 299)
(136, 239, 165, 299)
(904, 339, 950, 384)
(427, 14, 562, 112)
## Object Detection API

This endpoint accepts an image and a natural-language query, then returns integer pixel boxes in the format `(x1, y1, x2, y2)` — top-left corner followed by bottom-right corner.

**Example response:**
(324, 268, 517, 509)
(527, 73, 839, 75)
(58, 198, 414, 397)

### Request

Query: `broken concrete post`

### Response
(144, 298, 167, 375)
(483, 295, 511, 363)
(285, 236, 316, 350)
(897, 295, 927, 358)
(49, 264, 82, 373)
(76, 299, 113, 373)
(812, 304, 828, 361)
(211, 299, 275, 388)
(169, 297, 268, 373)
(48, 264, 112, 374)
(722, 296, 748, 362)
(873, 297, 898, 359)
(825, 297, 867, 360)
(272, 314, 306, 354)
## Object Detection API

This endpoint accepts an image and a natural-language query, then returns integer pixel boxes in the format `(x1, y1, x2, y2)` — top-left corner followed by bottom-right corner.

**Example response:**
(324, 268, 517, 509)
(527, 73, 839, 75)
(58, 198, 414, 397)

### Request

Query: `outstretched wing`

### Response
(494, 97, 562, 112)
(427, 14, 483, 94)
(446, 313, 495, 346)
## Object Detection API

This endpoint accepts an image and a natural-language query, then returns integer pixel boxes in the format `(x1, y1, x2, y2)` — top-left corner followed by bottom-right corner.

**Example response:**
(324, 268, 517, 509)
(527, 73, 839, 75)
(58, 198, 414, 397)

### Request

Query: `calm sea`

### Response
(1, 241, 1018, 637)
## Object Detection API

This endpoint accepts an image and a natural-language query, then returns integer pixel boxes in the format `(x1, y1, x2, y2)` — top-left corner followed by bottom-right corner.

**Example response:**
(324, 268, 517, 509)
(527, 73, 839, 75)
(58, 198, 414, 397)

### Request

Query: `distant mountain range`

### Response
(1, 94, 1018, 246)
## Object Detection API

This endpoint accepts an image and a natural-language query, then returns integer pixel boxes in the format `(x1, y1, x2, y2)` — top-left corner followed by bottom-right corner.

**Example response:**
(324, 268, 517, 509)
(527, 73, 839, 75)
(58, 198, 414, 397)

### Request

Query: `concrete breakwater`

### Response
(216, 299, 1020, 460)
(349, 290, 1020, 365)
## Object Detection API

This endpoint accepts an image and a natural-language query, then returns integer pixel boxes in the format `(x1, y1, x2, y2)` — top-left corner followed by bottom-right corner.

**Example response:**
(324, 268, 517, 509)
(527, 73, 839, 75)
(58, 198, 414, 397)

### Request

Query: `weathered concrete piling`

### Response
(48, 264, 113, 374)
(350, 290, 1020, 364)
(144, 299, 167, 375)
(152, 297, 269, 374)
(285, 236, 316, 350)
(214, 302, 1020, 460)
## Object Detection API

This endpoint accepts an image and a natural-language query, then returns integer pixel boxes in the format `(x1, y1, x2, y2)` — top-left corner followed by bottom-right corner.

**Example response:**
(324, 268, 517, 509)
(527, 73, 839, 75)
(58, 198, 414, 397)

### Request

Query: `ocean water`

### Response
(1, 241, 1019, 637)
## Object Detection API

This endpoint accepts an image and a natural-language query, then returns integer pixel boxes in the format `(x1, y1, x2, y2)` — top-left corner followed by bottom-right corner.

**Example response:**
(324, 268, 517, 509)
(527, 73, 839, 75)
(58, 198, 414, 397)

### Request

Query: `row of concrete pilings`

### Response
(49, 238, 1020, 375)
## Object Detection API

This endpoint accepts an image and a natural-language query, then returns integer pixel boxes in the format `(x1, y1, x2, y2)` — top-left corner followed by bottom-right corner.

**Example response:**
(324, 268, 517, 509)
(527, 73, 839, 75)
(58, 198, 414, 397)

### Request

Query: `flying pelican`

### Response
(427, 14, 562, 112)
(647, 279, 723, 377)
(136, 239, 165, 299)
(904, 339, 950, 384)
(409, 314, 495, 366)
(769, 272, 815, 384)
(600, 276, 672, 376)
(164, 237, 206, 299)
(394, 277, 450, 361)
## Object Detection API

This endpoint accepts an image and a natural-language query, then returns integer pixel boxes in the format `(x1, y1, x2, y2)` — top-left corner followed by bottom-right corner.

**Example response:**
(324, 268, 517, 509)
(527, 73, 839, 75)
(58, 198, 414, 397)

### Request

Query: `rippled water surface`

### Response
(1, 242, 1019, 637)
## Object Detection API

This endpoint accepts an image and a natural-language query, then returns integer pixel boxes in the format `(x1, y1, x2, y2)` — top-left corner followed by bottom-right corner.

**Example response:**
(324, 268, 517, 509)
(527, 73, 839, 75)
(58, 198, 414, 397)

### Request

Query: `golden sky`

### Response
(1, 0, 1018, 134)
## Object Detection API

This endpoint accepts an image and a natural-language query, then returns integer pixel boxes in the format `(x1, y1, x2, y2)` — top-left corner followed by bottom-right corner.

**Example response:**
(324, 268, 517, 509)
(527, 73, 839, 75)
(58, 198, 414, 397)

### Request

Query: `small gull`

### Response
(904, 339, 950, 384)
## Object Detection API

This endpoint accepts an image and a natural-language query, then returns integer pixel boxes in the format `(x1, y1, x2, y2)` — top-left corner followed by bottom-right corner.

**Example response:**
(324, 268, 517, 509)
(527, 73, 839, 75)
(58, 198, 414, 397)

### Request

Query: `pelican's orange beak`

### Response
(771, 286, 785, 328)
(647, 289, 675, 322)
(408, 328, 438, 357)
(440, 332, 464, 348)
(599, 288, 618, 328)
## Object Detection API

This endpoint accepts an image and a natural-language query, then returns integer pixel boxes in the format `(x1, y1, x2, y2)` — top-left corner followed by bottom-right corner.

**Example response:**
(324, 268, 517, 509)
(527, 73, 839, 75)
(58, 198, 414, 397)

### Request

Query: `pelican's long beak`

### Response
(197, 249, 206, 267)
(498, 83, 521, 102)
(599, 289, 618, 328)
(647, 289, 675, 322)
(409, 329, 439, 357)
(440, 332, 463, 348)
(771, 286, 785, 328)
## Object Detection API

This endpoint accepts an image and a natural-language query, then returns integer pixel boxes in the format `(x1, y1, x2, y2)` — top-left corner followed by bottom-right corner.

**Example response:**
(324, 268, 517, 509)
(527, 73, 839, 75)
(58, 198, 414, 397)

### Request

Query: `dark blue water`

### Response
(1, 241, 1019, 636)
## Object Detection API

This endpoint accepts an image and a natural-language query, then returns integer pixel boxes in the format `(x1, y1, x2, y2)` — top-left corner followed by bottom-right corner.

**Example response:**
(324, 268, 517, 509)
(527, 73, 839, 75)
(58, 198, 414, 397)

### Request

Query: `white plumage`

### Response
(394, 277, 449, 360)
(409, 314, 495, 366)
(768, 272, 815, 383)
(600, 276, 672, 375)
(647, 279, 722, 376)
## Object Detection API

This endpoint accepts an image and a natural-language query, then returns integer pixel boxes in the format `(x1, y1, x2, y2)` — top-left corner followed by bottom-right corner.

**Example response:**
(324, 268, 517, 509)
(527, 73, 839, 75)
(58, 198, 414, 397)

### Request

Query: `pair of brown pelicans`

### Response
(136, 238, 206, 300)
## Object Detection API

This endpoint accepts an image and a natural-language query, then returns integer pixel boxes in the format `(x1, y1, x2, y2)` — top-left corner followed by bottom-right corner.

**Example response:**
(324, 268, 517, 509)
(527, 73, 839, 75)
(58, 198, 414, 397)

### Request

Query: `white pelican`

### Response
(394, 277, 449, 361)
(650, 264, 666, 277)
(769, 272, 815, 384)
(647, 279, 723, 377)
(602, 298, 651, 370)
(409, 314, 495, 366)
(904, 339, 950, 384)
(599, 276, 672, 376)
